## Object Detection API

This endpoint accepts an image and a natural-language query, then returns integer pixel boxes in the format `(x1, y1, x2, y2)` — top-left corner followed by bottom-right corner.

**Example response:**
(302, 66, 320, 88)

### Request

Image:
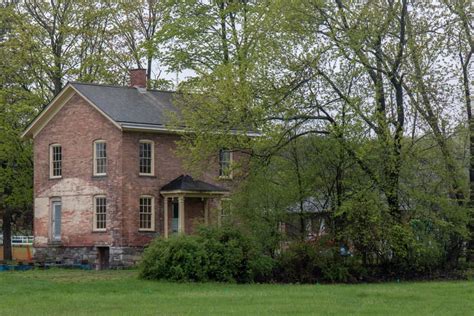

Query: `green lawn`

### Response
(0, 269, 473, 315)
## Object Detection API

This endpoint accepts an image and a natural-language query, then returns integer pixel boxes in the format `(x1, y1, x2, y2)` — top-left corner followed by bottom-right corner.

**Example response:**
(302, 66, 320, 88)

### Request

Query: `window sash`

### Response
(52, 200, 62, 240)
(219, 149, 232, 177)
(94, 197, 107, 230)
(139, 197, 154, 230)
(139, 141, 153, 175)
(94, 141, 107, 175)
(50, 145, 62, 178)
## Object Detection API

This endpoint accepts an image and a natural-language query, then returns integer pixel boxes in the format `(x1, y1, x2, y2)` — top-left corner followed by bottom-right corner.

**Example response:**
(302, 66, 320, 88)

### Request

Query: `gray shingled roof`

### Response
(161, 175, 228, 193)
(71, 82, 181, 127)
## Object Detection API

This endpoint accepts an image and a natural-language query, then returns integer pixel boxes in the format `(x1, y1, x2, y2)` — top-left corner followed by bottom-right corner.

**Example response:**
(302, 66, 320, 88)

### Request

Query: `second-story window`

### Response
(93, 140, 107, 176)
(139, 140, 154, 176)
(219, 149, 232, 178)
(50, 144, 62, 178)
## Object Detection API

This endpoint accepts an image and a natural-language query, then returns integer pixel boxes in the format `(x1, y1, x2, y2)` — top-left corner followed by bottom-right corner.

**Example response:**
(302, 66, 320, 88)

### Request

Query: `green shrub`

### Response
(139, 227, 275, 283)
(276, 239, 358, 283)
(139, 235, 208, 281)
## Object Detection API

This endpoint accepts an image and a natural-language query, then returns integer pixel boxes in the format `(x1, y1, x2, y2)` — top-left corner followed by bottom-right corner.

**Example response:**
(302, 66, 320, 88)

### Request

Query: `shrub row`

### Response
(139, 227, 465, 283)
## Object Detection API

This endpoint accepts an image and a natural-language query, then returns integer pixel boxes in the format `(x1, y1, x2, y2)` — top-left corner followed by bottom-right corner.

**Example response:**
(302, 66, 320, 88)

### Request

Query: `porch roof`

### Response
(160, 175, 228, 195)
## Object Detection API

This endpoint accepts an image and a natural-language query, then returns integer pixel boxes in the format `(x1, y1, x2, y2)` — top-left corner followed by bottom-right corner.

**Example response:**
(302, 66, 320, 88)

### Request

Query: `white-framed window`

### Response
(139, 140, 154, 176)
(93, 140, 107, 176)
(219, 149, 233, 178)
(139, 195, 155, 231)
(49, 144, 62, 178)
(94, 195, 107, 231)
(51, 198, 62, 241)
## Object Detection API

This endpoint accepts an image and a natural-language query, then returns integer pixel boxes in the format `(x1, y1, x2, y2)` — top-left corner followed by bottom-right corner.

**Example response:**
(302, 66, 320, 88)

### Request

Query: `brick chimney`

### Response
(129, 69, 147, 88)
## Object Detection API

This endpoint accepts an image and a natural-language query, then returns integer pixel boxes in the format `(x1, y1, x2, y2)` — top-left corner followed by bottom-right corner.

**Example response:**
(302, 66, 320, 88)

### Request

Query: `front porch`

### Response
(161, 175, 228, 238)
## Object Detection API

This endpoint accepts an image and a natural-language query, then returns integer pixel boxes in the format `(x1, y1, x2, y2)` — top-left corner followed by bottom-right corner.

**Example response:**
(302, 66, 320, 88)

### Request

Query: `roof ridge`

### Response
(69, 81, 176, 94)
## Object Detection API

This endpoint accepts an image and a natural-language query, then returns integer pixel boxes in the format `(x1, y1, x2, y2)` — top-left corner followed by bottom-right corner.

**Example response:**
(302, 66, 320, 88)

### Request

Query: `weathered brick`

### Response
(32, 92, 241, 267)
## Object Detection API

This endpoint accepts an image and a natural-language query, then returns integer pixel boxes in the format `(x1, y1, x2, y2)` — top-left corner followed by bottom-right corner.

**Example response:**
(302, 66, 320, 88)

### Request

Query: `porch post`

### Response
(178, 196, 185, 234)
(164, 197, 169, 239)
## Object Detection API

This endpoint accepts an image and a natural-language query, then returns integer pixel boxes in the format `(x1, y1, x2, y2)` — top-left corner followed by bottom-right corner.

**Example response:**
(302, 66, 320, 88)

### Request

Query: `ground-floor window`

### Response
(139, 196, 155, 231)
(94, 196, 107, 231)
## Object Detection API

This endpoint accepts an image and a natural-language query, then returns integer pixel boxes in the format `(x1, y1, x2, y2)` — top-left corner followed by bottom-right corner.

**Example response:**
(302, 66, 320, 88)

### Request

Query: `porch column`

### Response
(178, 196, 185, 234)
(163, 197, 169, 239)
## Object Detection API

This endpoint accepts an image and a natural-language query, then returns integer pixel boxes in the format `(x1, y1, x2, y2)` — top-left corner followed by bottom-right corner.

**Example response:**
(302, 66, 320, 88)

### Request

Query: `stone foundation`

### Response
(33, 246, 145, 268)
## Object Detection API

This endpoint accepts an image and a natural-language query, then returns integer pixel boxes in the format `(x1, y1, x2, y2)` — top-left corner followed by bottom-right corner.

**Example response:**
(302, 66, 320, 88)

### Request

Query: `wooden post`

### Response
(178, 196, 185, 234)
(164, 197, 168, 239)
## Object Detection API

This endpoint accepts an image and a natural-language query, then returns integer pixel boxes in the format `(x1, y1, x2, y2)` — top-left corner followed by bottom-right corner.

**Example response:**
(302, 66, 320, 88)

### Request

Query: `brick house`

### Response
(21, 69, 245, 268)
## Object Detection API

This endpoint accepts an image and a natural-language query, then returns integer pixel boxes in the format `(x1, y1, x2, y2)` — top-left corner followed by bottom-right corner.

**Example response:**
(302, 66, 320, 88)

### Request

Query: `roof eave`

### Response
(121, 122, 261, 137)
(160, 189, 229, 196)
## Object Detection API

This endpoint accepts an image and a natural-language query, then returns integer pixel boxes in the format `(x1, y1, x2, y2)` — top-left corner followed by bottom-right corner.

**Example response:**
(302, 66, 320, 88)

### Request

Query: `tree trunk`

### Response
(464, 57, 474, 262)
(2, 207, 12, 261)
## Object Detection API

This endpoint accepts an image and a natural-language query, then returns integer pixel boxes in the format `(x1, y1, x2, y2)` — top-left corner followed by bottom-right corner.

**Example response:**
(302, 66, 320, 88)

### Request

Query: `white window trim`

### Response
(50, 198, 62, 241)
(93, 195, 107, 232)
(139, 140, 155, 176)
(219, 149, 233, 179)
(49, 144, 62, 179)
(93, 140, 107, 176)
(139, 195, 155, 232)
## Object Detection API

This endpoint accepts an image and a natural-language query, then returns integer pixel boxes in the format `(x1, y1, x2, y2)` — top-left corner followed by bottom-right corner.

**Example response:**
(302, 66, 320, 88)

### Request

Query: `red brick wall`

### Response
(120, 132, 228, 246)
(33, 93, 123, 247)
(33, 92, 245, 250)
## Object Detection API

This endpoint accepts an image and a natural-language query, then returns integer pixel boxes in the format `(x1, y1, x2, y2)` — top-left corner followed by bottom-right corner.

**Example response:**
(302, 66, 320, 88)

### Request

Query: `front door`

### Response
(171, 201, 179, 233)
(51, 200, 62, 241)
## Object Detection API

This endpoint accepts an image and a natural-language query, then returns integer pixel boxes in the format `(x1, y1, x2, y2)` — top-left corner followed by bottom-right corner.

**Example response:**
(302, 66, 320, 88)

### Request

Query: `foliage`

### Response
(275, 239, 358, 283)
(139, 227, 274, 283)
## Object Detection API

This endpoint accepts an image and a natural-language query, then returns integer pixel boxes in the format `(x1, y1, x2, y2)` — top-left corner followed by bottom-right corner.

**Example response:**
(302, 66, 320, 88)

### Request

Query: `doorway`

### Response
(171, 200, 179, 233)
(51, 200, 62, 241)
(97, 247, 110, 270)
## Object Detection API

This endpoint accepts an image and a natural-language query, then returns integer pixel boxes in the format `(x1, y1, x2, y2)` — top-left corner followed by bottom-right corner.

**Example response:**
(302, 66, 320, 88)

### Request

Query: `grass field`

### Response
(0, 269, 473, 315)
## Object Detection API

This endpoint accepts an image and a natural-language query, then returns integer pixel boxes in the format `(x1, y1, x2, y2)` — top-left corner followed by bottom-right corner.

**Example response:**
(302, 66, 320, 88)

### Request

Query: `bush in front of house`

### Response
(139, 226, 275, 283)
(138, 235, 208, 282)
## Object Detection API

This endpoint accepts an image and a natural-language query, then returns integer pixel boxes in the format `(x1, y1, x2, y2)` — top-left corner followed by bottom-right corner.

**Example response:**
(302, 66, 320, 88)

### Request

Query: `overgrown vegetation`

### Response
(1, 0, 472, 279)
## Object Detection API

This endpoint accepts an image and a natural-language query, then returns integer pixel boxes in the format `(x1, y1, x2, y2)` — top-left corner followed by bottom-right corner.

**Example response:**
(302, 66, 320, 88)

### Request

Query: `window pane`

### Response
(95, 197, 107, 229)
(95, 142, 107, 174)
(139, 197, 153, 229)
(219, 149, 231, 177)
(52, 201, 61, 240)
(51, 146, 62, 177)
(139, 142, 152, 174)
